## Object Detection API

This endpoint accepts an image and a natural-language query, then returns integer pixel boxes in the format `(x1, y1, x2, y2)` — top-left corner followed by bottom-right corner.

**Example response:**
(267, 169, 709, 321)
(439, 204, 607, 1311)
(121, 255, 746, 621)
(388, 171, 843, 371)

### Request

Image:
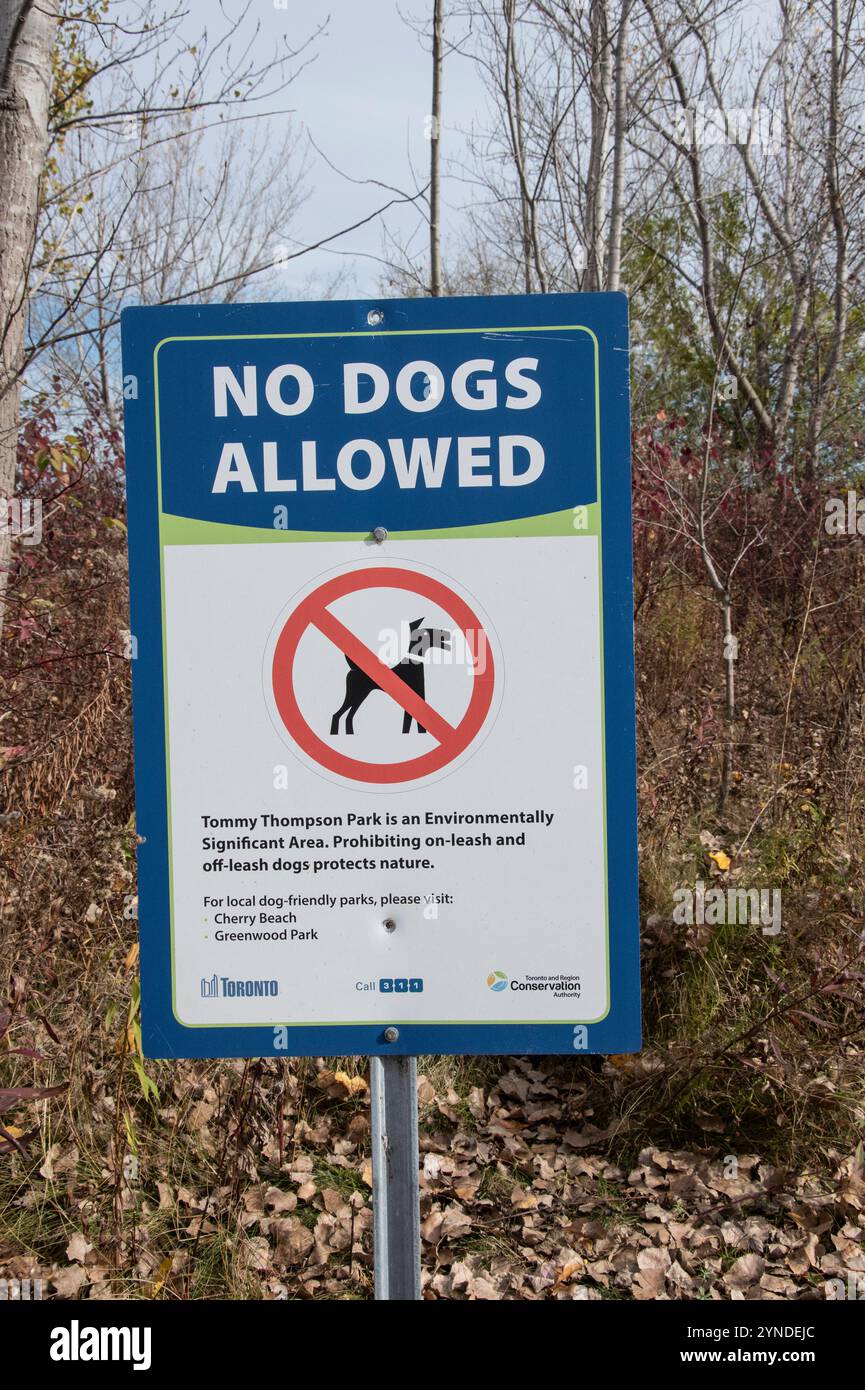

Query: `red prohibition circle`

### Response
(271, 566, 495, 784)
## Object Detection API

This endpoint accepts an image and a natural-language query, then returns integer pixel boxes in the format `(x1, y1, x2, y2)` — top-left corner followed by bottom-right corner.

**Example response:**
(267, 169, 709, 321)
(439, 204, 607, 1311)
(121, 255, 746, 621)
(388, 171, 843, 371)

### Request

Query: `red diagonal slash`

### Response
(312, 607, 456, 746)
(271, 565, 495, 785)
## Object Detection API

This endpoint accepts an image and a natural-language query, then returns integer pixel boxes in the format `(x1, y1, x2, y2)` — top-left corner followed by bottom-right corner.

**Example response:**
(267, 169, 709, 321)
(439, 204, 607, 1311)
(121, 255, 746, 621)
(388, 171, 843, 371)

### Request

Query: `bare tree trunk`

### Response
(584, 0, 612, 292)
(430, 0, 444, 297)
(719, 594, 735, 815)
(694, 383, 742, 817)
(643, 0, 776, 440)
(0, 0, 58, 638)
(605, 0, 631, 291)
(806, 0, 850, 471)
(97, 297, 119, 436)
(502, 0, 547, 293)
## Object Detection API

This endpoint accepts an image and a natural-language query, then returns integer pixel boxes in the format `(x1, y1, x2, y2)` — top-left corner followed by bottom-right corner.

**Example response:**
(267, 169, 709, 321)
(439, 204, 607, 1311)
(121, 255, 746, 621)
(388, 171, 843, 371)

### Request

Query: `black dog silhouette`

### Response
(330, 617, 451, 735)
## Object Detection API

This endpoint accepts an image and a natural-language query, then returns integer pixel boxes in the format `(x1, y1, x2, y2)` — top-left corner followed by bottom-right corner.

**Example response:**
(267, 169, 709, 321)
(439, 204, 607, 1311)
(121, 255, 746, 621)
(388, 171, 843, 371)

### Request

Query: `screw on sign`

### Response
(271, 566, 495, 784)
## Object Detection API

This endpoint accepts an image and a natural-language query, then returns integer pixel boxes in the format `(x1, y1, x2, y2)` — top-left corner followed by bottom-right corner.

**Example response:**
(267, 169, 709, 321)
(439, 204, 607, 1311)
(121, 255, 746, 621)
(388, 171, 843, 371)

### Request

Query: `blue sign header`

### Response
(122, 297, 616, 533)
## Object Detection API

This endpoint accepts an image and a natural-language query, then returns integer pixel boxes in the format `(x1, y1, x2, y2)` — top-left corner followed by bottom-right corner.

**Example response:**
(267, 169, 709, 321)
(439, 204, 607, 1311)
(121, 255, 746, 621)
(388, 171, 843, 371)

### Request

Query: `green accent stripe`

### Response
(159, 505, 600, 547)
(177, 1010, 611, 1029)
(154, 322, 603, 352)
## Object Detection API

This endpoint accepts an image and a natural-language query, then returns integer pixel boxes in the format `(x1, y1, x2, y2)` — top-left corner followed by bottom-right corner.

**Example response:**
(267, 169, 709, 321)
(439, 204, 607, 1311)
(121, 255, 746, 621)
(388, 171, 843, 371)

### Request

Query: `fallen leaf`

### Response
(66, 1233, 93, 1264)
(52, 1265, 88, 1298)
(724, 1253, 764, 1288)
(272, 1216, 315, 1266)
(334, 1069, 367, 1096)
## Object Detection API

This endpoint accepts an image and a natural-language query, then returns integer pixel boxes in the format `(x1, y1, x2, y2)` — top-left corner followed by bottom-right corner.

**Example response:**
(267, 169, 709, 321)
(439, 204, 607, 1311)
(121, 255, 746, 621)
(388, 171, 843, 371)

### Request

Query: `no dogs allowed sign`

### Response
(122, 293, 640, 1057)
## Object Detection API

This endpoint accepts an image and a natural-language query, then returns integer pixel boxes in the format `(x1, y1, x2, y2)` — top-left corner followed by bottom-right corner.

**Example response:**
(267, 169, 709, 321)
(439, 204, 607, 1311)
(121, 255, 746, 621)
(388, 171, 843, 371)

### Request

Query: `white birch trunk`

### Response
(0, 0, 58, 637)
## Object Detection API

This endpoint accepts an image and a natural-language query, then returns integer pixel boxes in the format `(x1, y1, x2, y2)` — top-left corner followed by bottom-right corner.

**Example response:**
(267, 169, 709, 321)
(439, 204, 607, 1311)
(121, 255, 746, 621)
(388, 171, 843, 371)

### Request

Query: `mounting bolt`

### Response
(382, 917, 396, 933)
(383, 1026, 399, 1043)
(373, 526, 388, 544)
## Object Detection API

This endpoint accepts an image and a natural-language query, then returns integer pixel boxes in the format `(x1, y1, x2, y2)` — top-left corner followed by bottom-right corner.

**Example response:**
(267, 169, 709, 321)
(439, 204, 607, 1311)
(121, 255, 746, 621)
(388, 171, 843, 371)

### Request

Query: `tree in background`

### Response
(1, 0, 318, 639)
(383, 0, 863, 810)
(639, 0, 865, 476)
(0, 0, 60, 638)
(30, 1, 316, 415)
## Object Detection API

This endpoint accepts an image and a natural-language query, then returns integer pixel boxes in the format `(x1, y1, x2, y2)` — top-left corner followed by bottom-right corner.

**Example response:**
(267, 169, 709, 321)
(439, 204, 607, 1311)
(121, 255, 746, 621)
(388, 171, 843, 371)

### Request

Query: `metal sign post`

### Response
(370, 1053, 421, 1300)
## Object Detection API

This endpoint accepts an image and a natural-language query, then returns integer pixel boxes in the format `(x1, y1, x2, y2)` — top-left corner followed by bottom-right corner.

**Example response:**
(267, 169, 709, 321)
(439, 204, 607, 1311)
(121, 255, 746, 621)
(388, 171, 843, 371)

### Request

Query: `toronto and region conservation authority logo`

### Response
(486, 970, 582, 999)
(200, 973, 278, 999)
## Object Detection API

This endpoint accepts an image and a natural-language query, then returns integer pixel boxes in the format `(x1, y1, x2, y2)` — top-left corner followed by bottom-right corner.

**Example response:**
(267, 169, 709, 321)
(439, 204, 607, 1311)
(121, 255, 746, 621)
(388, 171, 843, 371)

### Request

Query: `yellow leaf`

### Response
(511, 1190, 538, 1211)
(334, 1069, 367, 1095)
(608, 1053, 634, 1069)
(124, 941, 139, 970)
(115, 1016, 138, 1055)
(148, 1255, 173, 1298)
(709, 850, 731, 872)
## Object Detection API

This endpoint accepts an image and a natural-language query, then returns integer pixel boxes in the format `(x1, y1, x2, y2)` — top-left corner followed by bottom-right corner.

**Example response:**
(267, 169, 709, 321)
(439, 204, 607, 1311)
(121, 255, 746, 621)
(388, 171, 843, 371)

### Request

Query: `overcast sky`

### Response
(180, 0, 483, 297)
